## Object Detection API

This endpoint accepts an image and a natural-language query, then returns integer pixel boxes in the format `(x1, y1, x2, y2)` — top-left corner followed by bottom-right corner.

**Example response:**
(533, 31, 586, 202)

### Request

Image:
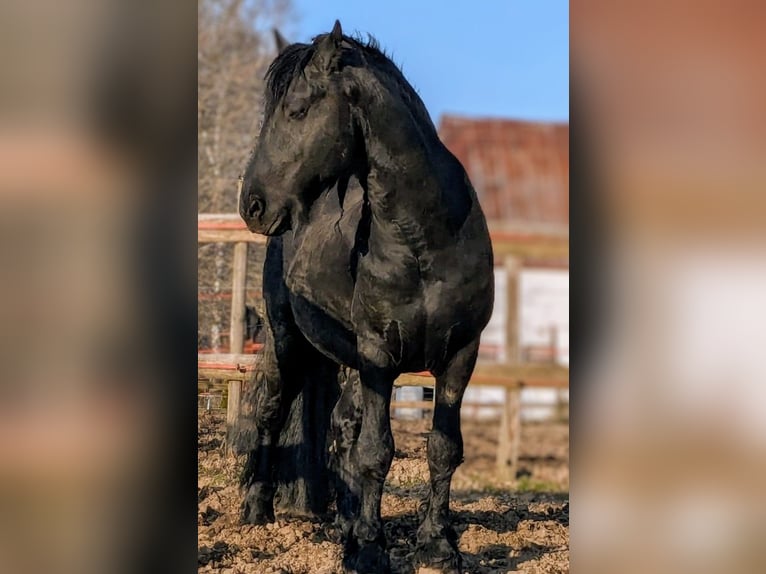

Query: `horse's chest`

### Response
(283, 204, 359, 326)
(285, 246, 355, 325)
(283, 233, 359, 366)
(286, 243, 427, 369)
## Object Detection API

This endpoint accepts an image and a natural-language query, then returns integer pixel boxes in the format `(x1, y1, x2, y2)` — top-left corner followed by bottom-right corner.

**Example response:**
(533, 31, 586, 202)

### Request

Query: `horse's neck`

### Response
(358, 107, 469, 257)
(361, 105, 446, 226)
(350, 66, 475, 257)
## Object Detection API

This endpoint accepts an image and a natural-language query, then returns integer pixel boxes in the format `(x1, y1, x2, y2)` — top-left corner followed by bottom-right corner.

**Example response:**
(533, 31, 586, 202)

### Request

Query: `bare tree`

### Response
(198, 0, 294, 349)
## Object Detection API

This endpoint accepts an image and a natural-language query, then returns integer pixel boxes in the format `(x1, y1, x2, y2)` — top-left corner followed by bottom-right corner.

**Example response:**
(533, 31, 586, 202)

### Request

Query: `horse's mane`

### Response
(263, 33, 435, 131)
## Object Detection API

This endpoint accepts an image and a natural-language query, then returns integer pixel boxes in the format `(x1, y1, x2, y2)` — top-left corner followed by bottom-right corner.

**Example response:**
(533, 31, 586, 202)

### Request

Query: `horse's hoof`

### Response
(240, 510, 275, 525)
(240, 501, 275, 525)
(333, 516, 355, 542)
(343, 542, 391, 574)
(415, 533, 462, 574)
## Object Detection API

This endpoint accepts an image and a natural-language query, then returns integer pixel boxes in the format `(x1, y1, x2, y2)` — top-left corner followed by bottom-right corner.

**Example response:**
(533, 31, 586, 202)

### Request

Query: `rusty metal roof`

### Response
(438, 116, 569, 228)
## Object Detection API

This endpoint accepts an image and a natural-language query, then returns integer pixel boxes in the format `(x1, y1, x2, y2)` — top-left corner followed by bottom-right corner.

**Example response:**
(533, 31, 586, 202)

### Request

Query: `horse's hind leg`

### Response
(237, 336, 296, 524)
(416, 338, 479, 573)
(237, 237, 340, 523)
(238, 326, 338, 523)
(273, 349, 339, 518)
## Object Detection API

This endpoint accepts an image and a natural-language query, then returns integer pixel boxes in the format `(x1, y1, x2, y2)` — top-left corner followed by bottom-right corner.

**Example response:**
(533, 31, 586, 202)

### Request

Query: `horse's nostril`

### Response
(247, 196, 264, 220)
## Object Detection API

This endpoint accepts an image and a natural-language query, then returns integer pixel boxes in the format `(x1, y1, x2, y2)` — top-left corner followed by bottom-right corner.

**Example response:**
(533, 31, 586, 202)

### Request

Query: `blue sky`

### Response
(289, 0, 569, 124)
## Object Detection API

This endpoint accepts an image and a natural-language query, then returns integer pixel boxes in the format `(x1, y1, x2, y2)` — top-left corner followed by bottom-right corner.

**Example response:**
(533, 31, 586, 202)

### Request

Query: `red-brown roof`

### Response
(438, 116, 569, 227)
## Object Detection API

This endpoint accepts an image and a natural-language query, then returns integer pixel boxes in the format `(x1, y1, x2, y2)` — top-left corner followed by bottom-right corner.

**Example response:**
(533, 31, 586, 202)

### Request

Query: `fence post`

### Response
(504, 256, 521, 365)
(230, 241, 248, 355)
(227, 241, 248, 451)
(497, 255, 522, 479)
(497, 383, 522, 479)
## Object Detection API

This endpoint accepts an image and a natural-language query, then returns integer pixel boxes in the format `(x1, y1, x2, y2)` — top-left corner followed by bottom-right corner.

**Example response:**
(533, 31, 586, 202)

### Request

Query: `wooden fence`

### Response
(198, 213, 568, 478)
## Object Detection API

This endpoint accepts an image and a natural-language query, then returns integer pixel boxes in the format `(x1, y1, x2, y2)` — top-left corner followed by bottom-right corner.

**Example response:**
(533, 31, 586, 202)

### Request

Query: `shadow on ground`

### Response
(198, 411, 569, 574)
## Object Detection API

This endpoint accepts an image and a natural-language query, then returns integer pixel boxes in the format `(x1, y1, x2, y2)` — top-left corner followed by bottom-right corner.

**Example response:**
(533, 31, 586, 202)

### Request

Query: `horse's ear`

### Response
(330, 20, 343, 45)
(273, 29, 290, 53)
(314, 20, 344, 73)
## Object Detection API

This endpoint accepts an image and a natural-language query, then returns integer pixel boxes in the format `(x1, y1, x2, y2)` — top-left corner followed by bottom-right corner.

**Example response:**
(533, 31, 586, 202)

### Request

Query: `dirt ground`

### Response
(198, 411, 569, 574)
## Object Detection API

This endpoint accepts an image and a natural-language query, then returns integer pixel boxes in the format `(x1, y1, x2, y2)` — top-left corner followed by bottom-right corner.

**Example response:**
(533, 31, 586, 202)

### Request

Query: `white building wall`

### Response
(464, 266, 569, 420)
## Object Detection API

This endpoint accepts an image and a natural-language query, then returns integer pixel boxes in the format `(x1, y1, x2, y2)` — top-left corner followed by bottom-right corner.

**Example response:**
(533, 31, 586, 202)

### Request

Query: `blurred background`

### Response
(0, 0, 197, 572)
(572, 2, 766, 574)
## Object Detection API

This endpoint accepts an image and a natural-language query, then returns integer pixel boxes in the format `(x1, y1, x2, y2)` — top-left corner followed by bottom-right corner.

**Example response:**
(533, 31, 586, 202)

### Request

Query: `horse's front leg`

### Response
(329, 368, 363, 541)
(416, 338, 479, 573)
(342, 363, 395, 574)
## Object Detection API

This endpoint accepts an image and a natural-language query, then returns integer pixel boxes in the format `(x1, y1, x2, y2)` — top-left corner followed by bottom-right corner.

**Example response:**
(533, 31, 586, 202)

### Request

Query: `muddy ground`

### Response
(199, 411, 568, 573)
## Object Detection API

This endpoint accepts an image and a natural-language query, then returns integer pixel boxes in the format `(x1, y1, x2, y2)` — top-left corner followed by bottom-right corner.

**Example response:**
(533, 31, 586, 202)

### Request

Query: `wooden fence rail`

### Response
(199, 214, 569, 262)
(198, 353, 568, 386)
(198, 357, 568, 477)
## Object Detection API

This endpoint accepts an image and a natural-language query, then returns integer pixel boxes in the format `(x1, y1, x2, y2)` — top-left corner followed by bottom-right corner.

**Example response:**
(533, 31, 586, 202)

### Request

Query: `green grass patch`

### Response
(514, 476, 564, 493)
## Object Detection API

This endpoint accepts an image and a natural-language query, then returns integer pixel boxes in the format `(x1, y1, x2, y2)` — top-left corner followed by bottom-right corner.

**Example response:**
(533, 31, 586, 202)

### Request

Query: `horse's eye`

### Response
(286, 102, 309, 120)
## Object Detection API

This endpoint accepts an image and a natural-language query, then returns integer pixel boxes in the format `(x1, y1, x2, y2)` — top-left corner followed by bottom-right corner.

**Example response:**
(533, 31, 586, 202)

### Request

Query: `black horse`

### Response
(236, 21, 494, 573)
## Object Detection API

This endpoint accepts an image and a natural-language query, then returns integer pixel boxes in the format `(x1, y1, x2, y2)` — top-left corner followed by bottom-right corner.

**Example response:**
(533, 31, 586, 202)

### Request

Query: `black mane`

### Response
(263, 33, 434, 129)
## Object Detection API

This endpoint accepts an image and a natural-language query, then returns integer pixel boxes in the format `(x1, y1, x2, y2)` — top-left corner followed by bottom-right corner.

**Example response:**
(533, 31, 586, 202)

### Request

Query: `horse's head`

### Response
(240, 20, 362, 235)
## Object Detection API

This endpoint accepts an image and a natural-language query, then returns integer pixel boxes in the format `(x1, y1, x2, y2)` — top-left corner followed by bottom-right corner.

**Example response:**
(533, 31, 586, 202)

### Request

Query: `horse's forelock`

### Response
(264, 42, 315, 116)
(262, 32, 432, 130)
(263, 33, 385, 114)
